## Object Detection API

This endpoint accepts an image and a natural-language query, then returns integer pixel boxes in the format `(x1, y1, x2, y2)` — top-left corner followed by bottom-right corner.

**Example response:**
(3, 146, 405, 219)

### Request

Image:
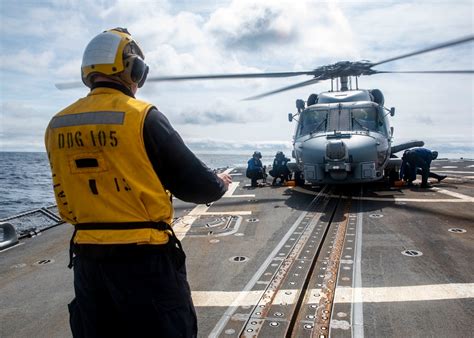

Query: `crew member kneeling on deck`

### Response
(400, 148, 445, 188)
(269, 151, 291, 186)
(45, 28, 231, 338)
(246, 151, 267, 187)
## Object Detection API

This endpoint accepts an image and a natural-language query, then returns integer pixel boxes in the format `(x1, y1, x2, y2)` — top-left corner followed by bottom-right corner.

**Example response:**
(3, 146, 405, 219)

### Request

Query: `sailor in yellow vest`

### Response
(45, 28, 232, 338)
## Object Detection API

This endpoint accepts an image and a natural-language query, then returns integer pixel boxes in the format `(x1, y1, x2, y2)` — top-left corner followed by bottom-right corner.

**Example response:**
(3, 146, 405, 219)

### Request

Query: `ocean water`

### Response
(0, 152, 56, 219)
(0, 151, 276, 219)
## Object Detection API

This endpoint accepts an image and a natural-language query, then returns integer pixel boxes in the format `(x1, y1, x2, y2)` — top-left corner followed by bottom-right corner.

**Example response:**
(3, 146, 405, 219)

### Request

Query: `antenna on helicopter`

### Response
(340, 77, 349, 91)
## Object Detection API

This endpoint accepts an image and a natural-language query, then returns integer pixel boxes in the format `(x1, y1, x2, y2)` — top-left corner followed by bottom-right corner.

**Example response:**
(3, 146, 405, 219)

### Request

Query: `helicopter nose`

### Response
(325, 140, 350, 181)
(326, 140, 347, 160)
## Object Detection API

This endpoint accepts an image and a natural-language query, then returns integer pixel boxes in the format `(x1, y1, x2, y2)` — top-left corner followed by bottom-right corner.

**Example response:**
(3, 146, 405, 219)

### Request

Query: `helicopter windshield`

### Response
(351, 107, 377, 132)
(299, 109, 328, 135)
(298, 106, 382, 136)
(327, 108, 351, 132)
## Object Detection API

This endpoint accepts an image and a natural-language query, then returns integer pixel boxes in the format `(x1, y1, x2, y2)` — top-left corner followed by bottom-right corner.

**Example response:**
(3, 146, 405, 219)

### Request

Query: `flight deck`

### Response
(1, 159, 473, 337)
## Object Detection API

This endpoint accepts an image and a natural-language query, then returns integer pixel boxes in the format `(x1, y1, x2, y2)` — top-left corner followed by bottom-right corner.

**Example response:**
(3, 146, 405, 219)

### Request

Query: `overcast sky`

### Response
(0, 0, 473, 158)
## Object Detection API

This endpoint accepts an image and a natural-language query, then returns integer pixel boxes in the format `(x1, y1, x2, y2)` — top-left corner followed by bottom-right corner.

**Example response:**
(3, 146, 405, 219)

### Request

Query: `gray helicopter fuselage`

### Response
(292, 90, 392, 184)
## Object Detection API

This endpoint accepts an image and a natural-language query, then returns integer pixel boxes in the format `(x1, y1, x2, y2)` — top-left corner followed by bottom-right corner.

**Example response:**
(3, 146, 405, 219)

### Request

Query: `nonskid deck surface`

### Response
(1, 159, 473, 337)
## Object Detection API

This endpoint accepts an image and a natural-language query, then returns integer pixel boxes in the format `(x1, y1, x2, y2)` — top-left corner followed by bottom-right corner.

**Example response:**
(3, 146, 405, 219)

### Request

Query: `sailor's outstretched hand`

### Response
(217, 173, 232, 190)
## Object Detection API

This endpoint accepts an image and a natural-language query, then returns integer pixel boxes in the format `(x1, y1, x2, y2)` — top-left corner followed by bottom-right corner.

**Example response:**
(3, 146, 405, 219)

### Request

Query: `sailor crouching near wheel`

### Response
(45, 27, 232, 338)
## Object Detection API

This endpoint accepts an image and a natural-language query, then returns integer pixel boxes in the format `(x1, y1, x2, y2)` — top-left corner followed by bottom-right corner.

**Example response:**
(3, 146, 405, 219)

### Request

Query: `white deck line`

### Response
(293, 186, 474, 203)
(434, 170, 474, 174)
(333, 284, 474, 303)
(432, 187, 474, 201)
(174, 168, 252, 240)
(192, 283, 474, 307)
(222, 168, 234, 175)
(223, 181, 255, 198)
(0, 242, 24, 253)
(226, 194, 256, 198)
(187, 204, 212, 216)
(192, 211, 252, 216)
(223, 182, 239, 197)
(352, 189, 364, 338)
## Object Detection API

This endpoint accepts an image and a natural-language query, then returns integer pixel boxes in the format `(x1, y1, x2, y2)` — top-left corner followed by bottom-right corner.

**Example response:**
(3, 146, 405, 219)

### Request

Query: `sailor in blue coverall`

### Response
(246, 151, 267, 187)
(400, 148, 446, 188)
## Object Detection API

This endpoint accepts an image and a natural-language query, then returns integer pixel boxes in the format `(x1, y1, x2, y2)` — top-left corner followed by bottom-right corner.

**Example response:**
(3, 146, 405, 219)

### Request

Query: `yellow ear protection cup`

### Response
(121, 54, 149, 88)
(134, 58, 149, 88)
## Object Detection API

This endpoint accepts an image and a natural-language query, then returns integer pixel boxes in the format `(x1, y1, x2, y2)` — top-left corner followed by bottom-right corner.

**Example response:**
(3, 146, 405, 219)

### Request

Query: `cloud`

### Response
(0, 0, 472, 158)
(206, 2, 297, 51)
(184, 137, 293, 154)
(55, 58, 82, 79)
(171, 99, 267, 125)
(0, 50, 55, 76)
(342, 1, 473, 67)
(175, 109, 246, 125)
(205, 0, 358, 67)
(414, 115, 434, 126)
(0, 1, 357, 82)
(0, 102, 49, 151)
(99, 0, 171, 22)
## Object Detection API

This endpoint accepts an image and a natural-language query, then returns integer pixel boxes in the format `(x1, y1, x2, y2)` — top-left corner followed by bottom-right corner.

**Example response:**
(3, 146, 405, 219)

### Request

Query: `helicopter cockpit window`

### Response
(352, 108, 377, 132)
(327, 108, 351, 132)
(299, 110, 328, 136)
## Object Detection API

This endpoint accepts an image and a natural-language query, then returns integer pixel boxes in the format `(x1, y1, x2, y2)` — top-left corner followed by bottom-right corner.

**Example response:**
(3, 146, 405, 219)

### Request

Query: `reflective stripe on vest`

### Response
(45, 87, 173, 245)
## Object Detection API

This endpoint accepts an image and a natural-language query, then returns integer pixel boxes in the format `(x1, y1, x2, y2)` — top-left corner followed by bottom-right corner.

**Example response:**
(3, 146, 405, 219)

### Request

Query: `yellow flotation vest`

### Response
(45, 87, 173, 245)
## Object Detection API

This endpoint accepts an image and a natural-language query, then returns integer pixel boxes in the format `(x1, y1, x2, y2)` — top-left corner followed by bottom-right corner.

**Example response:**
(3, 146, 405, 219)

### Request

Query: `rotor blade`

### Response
(55, 81, 83, 90)
(55, 71, 315, 89)
(146, 71, 315, 82)
(372, 35, 474, 67)
(243, 78, 322, 101)
(376, 70, 474, 74)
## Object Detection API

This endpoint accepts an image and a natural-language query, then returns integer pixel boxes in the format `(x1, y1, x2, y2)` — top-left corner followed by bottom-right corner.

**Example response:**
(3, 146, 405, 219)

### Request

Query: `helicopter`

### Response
(56, 35, 474, 185)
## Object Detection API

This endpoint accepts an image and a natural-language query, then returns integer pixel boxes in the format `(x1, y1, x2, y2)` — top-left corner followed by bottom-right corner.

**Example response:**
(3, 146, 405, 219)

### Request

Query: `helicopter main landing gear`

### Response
(385, 168, 401, 187)
(294, 171, 305, 186)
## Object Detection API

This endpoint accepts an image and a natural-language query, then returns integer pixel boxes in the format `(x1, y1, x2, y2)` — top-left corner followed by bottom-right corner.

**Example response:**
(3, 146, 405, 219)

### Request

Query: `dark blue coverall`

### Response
(400, 148, 439, 187)
(246, 157, 265, 187)
(269, 153, 291, 185)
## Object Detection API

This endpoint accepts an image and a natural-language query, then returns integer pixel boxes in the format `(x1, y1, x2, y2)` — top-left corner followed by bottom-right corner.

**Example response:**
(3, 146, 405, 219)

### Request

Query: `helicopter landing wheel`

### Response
(294, 171, 305, 186)
(386, 169, 400, 186)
